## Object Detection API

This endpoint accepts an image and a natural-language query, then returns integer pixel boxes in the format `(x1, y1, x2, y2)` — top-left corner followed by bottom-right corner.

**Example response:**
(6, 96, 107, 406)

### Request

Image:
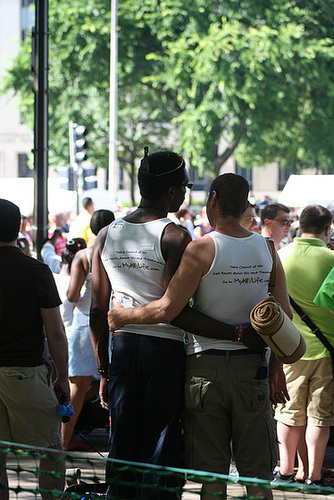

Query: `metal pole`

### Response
(33, 0, 49, 259)
(108, 0, 119, 204)
(69, 120, 79, 215)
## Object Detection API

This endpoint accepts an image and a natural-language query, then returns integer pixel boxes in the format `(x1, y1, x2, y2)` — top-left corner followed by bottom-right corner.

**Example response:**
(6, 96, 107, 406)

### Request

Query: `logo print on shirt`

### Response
(122, 262, 150, 270)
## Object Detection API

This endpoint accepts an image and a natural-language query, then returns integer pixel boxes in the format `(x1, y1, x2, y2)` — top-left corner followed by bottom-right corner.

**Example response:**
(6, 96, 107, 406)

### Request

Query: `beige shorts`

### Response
(274, 357, 334, 427)
(184, 351, 277, 480)
(0, 364, 62, 449)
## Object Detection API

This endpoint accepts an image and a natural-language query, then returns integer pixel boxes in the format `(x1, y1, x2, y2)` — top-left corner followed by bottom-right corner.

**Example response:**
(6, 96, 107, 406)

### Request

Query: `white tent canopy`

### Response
(0, 178, 76, 216)
(0, 178, 117, 217)
(278, 175, 334, 209)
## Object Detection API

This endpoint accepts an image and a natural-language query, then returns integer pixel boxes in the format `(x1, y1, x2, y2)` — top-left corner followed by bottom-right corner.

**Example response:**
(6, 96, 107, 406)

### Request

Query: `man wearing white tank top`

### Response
(108, 173, 293, 499)
(90, 149, 197, 499)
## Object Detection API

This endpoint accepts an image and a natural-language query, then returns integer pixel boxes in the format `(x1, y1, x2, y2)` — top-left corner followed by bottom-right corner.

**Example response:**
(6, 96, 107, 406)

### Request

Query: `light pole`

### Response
(32, 0, 48, 259)
(108, 0, 119, 205)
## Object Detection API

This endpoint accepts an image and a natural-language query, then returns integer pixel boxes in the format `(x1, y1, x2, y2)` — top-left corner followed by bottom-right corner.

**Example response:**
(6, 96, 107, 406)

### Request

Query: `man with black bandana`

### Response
(90, 149, 194, 499)
(107, 173, 292, 500)
(91, 152, 274, 499)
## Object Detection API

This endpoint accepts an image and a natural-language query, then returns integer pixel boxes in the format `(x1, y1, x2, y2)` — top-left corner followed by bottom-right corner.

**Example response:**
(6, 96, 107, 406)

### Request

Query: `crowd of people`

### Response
(41, 201, 115, 452)
(0, 153, 333, 499)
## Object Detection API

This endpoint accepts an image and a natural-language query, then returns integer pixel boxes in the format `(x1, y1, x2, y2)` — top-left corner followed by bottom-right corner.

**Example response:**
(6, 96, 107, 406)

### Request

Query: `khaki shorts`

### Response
(184, 351, 277, 480)
(0, 364, 62, 449)
(274, 357, 334, 427)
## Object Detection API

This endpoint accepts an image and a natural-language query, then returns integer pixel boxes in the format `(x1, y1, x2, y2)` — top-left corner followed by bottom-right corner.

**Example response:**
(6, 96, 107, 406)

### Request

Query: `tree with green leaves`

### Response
(3, 0, 334, 204)
(140, 0, 334, 175)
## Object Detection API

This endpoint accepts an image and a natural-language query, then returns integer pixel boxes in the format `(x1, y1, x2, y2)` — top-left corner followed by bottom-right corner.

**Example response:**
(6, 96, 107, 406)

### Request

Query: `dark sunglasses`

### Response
(181, 182, 194, 190)
(269, 218, 294, 226)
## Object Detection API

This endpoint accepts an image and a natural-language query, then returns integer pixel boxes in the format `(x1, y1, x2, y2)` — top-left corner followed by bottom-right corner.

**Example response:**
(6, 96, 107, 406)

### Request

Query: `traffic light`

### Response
(58, 166, 74, 190)
(83, 166, 97, 190)
(73, 124, 88, 164)
(69, 121, 94, 199)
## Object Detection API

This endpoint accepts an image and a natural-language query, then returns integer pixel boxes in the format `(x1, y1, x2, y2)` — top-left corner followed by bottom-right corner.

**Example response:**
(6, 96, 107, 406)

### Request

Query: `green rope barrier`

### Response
(1, 440, 334, 499)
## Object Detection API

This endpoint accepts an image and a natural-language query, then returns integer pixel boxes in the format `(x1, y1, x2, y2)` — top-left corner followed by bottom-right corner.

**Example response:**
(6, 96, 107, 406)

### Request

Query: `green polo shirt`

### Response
(314, 266, 334, 312)
(278, 238, 334, 360)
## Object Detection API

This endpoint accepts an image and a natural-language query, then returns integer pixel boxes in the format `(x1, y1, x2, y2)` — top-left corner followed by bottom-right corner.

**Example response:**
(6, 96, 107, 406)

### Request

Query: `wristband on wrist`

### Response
(97, 368, 109, 377)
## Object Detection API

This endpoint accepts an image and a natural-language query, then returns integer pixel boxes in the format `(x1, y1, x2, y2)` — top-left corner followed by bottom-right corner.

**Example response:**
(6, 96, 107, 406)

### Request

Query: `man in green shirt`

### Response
(274, 205, 334, 487)
(314, 266, 334, 315)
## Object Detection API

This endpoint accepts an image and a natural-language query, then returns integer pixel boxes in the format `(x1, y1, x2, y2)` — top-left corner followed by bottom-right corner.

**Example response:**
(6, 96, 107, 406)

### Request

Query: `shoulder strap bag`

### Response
(288, 295, 334, 375)
(250, 239, 306, 363)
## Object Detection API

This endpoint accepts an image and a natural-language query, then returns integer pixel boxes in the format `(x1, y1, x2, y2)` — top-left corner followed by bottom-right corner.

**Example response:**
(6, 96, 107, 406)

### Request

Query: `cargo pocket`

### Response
(184, 369, 217, 414)
(237, 369, 269, 412)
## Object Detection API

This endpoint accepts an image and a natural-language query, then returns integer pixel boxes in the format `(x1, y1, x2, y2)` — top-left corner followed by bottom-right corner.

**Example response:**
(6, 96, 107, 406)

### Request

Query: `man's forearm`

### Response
(47, 329, 69, 382)
(171, 305, 267, 351)
(41, 243, 61, 273)
(108, 297, 177, 330)
(109, 300, 233, 338)
(269, 350, 289, 404)
(47, 330, 70, 401)
(90, 308, 110, 371)
(171, 305, 234, 340)
(41, 307, 69, 382)
(108, 300, 266, 351)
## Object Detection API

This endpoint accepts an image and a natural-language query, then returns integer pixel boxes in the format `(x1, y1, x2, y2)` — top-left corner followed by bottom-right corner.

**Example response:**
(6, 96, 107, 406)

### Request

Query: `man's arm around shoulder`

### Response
(108, 236, 214, 328)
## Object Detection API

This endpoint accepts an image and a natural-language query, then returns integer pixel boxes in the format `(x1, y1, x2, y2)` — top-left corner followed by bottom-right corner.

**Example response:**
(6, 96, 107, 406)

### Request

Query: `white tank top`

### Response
(102, 217, 184, 342)
(187, 232, 272, 354)
(53, 274, 73, 333)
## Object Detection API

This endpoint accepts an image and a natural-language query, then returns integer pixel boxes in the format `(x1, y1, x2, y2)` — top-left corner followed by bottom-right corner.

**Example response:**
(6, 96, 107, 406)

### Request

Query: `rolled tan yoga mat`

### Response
(250, 296, 306, 363)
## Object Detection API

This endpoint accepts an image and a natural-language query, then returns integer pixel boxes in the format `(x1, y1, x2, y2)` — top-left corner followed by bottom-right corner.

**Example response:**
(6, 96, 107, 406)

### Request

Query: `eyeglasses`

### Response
(269, 218, 294, 226)
(181, 182, 193, 190)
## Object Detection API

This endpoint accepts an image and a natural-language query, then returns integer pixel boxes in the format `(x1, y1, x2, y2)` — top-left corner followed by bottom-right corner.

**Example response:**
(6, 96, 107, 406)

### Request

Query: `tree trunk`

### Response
(130, 148, 136, 206)
(213, 119, 246, 176)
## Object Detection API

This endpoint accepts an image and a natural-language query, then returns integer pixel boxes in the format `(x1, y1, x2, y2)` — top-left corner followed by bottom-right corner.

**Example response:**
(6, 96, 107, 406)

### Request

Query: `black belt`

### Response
(112, 331, 137, 337)
(198, 349, 259, 356)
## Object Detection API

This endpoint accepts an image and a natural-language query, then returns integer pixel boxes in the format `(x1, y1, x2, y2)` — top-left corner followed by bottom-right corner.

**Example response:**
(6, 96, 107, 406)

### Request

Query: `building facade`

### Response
(0, 0, 34, 179)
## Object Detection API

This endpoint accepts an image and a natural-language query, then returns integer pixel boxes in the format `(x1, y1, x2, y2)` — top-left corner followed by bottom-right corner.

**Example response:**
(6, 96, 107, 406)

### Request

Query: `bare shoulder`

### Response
(189, 234, 214, 256)
(94, 226, 109, 254)
(181, 234, 215, 275)
(74, 248, 87, 261)
(68, 249, 85, 276)
(162, 222, 192, 253)
(163, 221, 192, 241)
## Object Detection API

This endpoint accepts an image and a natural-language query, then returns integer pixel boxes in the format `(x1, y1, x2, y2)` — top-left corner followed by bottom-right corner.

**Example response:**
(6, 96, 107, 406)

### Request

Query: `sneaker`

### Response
(301, 477, 333, 493)
(229, 461, 239, 479)
(305, 477, 331, 487)
(271, 471, 296, 484)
